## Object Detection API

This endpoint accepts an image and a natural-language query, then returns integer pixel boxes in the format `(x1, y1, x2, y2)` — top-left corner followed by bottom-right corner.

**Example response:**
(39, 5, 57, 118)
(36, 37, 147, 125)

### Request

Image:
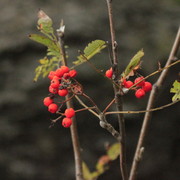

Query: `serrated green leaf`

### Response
(107, 143, 120, 160)
(73, 40, 106, 66)
(122, 49, 144, 78)
(170, 80, 180, 102)
(29, 34, 59, 50)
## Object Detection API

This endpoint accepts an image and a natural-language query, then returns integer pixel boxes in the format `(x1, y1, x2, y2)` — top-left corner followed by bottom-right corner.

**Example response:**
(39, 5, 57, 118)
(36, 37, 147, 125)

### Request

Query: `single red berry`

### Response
(134, 77, 145, 87)
(61, 66, 69, 74)
(55, 68, 64, 77)
(49, 85, 58, 94)
(69, 70, 77, 78)
(62, 118, 72, 128)
(48, 103, 58, 113)
(65, 108, 75, 118)
(135, 89, 146, 98)
(122, 79, 127, 86)
(105, 68, 113, 78)
(48, 71, 56, 80)
(50, 79, 60, 88)
(43, 97, 53, 107)
(63, 73, 70, 79)
(124, 80, 134, 88)
(142, 81, 152, 92)
(58, 89, 68, 96)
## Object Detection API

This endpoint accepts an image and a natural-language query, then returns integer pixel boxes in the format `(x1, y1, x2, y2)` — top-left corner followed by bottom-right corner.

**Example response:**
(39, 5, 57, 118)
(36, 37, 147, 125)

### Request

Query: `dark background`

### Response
(0, 0, 179, 179)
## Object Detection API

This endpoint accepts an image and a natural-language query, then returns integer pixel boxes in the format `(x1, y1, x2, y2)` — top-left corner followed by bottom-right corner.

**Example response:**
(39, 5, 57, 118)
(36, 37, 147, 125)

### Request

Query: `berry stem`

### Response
(129, 27, 180, 180)
(56, 23, 83, 180)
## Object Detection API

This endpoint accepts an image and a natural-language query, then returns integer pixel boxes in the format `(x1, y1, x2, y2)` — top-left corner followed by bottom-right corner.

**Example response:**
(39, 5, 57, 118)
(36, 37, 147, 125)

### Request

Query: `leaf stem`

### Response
(129, 27, 180, 180)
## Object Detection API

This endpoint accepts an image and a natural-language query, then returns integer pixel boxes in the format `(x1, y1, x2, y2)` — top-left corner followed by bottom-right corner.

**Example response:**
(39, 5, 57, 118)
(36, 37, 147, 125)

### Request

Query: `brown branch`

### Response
(106, 0, 128, 180)
(75, 95, 99, 117)
(105, 100, 179, 115)
(129, 27, 180, 180)
(57, 23, 84, 180)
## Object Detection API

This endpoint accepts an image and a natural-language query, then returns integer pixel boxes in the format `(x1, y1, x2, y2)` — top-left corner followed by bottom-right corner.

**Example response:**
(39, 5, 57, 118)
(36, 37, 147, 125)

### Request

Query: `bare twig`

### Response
(105, 100, 179, 115)
(75, 95, 99, 117)
(129, 27, 180, 180)
(106, 0, 128, 180)
(57, 23, 84, 180)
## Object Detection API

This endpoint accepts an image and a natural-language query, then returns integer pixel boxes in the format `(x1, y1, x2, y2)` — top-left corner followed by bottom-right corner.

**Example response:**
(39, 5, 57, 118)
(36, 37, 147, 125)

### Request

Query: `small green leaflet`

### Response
(73, 40, 107, 66)
(122, 49, 144, 78)
(107, 143, 120, 160)
(29, 34, 59, 54)
(170, 80, 180, 102)
(33, 57, 59, 82)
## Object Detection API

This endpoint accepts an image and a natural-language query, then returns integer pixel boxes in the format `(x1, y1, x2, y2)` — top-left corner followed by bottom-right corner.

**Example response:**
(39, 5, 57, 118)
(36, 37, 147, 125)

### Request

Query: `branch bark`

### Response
(106, 1, 128, 180)
(129, 27, 180, 180)
(57, 24, 84, 180)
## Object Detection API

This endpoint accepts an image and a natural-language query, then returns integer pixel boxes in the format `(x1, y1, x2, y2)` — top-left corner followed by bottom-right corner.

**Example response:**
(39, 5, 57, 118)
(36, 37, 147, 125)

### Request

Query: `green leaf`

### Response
(29, 34, 59, 50)
(107, 143, 120, 160)
(170, 80, 180, 101)
(122, 49, 144, 78)
(33, 57, 59, 82)
(73, 40, 106, 66)
(37, 10, 54, 34)
(82, 162, 93, 180)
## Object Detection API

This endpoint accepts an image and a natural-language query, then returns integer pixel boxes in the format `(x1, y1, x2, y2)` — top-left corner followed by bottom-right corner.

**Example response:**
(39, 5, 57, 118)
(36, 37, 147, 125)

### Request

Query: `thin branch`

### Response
(129, 27, 180, 180)
(103, 98, 115, 113)
(105, 100, 179, 115)
(106, 0, 128, 180)
(75, 95, 120, 140)
(57, 23, 84, 180)
(75, 95, 99, 117)
(129, 59, 180, 90)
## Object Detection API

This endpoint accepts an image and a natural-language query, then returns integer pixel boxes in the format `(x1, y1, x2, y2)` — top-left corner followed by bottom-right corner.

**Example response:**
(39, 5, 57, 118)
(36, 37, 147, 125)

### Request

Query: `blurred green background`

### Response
(0, 0, 179, 179)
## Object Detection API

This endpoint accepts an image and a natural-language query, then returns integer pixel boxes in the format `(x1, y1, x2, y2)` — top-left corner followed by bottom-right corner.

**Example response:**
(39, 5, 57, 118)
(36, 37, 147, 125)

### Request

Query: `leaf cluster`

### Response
(83, 143, 120, 180)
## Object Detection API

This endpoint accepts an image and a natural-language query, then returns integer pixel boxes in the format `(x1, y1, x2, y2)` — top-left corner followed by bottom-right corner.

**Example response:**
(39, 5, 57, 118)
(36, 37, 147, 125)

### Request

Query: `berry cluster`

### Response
(105, 68, 152, 98)
(43, 65, 78, 127)
(124, 77, 152, 98)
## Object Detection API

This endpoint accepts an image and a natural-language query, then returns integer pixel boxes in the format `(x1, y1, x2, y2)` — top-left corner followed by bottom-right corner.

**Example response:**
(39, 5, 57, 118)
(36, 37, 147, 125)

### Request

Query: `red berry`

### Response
(50, 79, 60, 88)
(105, 68, 113, 78)
(135, 89, 146, 98)
(62, 118, 72, 128)
(43, 97, 53, 107)
(142, 81, 152, 92)
(65, 108, 75, 118)
(55, 68, 64, 77)
(48, 103, 58, 113)
(134, 77, 145, 87)
(69, 70, 77, 78)
(122, 79, 127, 86)
(58, 89, 68, 96)
(49, 85, 58, 94)
(63, 73, 70, 79)
(48, 71, 56, 80)
(124, 80, 134, 88)
(61, 66, 69, 74)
